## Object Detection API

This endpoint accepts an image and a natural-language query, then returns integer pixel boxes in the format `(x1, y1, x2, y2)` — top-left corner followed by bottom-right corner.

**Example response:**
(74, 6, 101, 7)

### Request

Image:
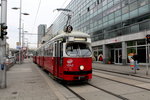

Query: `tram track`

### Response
(63, 85, 86, 100)
(87, 83, 129, 100)
(64, 83, 129, 100)
(93, 71, 150, 91)
(93, 68, 150, 80)
(93, 69, 150, 84)
(36, 63, 150, 100)
(41, 67, 128, 100)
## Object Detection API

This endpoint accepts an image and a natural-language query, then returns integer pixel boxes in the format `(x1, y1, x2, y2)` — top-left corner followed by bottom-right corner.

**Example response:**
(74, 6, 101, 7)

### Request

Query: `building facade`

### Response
(49, 0, 150, 65)
(37, 24, 47, 47)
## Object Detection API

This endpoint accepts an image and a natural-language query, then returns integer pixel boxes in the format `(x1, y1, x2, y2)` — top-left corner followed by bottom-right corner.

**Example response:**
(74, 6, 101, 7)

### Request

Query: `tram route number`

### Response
(66, 64, 74, 67)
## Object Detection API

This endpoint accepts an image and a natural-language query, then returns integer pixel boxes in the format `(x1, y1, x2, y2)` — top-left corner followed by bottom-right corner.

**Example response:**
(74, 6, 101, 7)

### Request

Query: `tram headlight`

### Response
(79, 65, 84, 70)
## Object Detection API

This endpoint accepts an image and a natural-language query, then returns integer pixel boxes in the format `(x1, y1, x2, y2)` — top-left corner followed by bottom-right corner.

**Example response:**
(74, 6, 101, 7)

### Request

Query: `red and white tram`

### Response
(33, 30, 92, 82)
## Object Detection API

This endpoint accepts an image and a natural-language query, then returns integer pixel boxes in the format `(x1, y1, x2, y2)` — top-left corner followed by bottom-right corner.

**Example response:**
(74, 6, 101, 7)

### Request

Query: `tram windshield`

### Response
(66, 43, 92, 57)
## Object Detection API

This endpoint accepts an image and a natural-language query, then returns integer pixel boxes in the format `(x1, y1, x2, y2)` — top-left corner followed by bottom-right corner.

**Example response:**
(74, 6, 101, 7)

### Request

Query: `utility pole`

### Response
(0, 0, 7, 88)
(22, 23, 24, 62)
(19, 0, 22, 64)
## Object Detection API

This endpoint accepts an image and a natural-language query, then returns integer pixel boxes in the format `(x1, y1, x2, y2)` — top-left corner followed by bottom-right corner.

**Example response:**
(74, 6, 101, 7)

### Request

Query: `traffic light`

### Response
(146, 35, 150, 44)
(0, 23, 7, 40)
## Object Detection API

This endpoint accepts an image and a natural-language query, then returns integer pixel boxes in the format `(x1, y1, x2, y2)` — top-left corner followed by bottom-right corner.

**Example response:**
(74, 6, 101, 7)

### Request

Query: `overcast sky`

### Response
(7, 0, 71, 49)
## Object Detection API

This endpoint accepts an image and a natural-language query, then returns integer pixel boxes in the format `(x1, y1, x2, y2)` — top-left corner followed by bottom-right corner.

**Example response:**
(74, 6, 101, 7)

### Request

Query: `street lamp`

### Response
(12, 0, 29, 64)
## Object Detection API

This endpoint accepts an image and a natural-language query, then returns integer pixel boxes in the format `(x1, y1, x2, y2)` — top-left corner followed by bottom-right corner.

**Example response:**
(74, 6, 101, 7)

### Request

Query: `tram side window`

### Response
(44, 48, 46, 56)
(47, 49, 49, 56)
(49, 44, 53, 57)
(60, 42, 63, 57)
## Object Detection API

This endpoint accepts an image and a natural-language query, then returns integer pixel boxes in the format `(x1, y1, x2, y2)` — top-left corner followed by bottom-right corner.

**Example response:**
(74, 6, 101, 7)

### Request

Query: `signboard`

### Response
(16, 42, 21, 49)
(16, 42, 21, 46)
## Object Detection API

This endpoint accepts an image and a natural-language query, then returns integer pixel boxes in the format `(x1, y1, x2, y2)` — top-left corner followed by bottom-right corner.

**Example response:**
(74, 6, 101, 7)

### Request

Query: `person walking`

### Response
(98, 54, 103, 63)
(132, 53, 140, 70)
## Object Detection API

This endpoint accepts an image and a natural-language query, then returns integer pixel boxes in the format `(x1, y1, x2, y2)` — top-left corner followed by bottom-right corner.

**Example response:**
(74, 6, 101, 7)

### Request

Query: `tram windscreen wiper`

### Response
(81, 49, 92, 57)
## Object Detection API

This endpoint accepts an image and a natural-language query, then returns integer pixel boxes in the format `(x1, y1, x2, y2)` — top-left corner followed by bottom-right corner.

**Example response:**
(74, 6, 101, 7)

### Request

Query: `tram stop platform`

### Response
(0, 59, 66, 100)
(93, 62, 150, 78)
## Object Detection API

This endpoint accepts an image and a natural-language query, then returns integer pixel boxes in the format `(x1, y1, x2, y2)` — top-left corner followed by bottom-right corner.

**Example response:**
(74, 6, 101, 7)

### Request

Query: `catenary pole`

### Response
(0, 0, 7, 88)
(18, 0, 22, 64)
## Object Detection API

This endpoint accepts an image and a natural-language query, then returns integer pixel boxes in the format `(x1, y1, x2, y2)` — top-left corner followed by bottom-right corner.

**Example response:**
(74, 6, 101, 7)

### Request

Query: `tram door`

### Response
(54, 41, 63, 78)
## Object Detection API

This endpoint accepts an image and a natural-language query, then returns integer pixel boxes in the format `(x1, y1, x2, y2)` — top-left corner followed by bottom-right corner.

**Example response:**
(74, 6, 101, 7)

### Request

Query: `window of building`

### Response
(103, 5, 108, 11)
(115, 16, 121, 24)
(122, 0, 129, 7)
(127, 41, 136, 46)
(137, 39, 146, 45)
(108, 1, 113, 8)
(102, 0, 107, 6)
(114, 0, 120, 4)
(129, 0, 137, 3)
(139, 0, 149, 7)
(139, 5, 149, 15)
(130, 24, 139, 33)
(139, 21, 150, 31)
(130, 9, 138, 18)
(122, 13, 129, 21)
(122, 6, 129, 14)
(98, 24, 103, 29)
(130, 1, 138, 11)
(108, 13, 114, 20)
(115, 9, 121, 17)
(108, 19, 115, 25)
(103, 16, 108, 22)
(103, 22, 108, 27)
(108, 0, 113, 3)
(137, 46, 146, 63)
(98, 19, 102, 24)
(122, 27, 130, 35)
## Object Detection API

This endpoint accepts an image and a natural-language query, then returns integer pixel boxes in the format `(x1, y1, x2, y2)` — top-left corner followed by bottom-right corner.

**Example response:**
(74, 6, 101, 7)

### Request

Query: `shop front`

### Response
(92, 39, 148, 65)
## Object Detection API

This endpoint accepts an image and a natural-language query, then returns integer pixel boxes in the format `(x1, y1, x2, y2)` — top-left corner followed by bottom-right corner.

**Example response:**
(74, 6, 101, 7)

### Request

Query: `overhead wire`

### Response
(31, 0, 42, 33)
(31, 0, 71, 48)
(48, 0, 71, 26)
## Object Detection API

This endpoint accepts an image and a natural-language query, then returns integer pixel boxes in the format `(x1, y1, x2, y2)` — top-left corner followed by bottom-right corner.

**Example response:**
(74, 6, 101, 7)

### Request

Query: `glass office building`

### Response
(49, 0, 150, 65)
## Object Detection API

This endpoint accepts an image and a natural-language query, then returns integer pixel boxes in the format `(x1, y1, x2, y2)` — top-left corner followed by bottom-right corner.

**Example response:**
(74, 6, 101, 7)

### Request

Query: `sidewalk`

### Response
(0, 59, 59, 100)
(93, 62, 150, 78)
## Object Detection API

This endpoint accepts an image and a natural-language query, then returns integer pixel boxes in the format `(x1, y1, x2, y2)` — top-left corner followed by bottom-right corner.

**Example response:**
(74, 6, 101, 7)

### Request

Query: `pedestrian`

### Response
(132, 53, 140, 70)
(129, 57, 134, 69)
(98, 54, 103, 63)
